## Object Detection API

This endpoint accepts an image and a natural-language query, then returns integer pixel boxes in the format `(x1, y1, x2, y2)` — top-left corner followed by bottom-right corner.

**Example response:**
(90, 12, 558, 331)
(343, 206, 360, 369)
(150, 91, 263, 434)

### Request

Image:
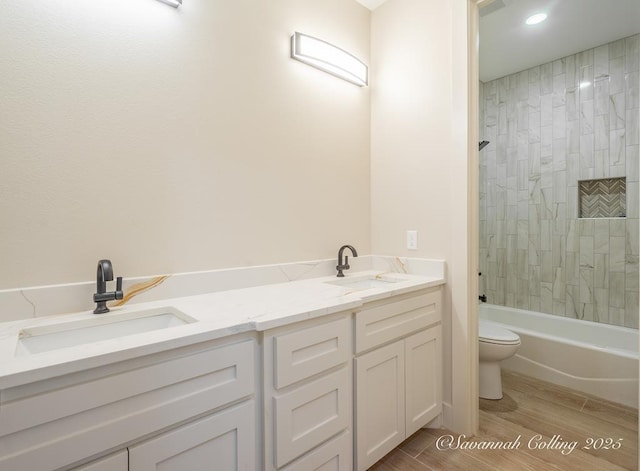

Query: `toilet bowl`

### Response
(479, 320, 521, 400)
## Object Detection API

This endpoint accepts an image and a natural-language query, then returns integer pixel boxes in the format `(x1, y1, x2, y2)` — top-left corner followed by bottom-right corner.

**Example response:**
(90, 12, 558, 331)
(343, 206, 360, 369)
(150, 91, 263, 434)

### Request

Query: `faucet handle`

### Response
(115, 277, 124, 300)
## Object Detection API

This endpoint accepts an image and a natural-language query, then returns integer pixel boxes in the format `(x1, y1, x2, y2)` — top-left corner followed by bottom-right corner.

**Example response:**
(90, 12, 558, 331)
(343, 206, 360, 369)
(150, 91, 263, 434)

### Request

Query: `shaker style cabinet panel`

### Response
(354, 290, 441, 354)
(128, 400, 256, 471)
(71, 451, 128, 471)
(355, 341, 405, 471)
(404, 326, 442, 437)
(274, 316, 350, 389)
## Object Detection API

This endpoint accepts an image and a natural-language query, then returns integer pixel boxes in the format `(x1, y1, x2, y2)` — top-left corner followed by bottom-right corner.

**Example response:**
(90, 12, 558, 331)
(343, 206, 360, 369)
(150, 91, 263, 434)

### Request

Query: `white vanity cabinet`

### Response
(263, 312, 353, 471)
(354, 288, 442, 471)
(1, 335, 257, 471)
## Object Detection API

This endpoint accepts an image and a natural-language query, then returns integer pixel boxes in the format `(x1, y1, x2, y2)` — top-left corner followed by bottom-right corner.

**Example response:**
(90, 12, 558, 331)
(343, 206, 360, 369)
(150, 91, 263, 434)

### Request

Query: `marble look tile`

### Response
(595, 106, 612, 150)
(553, 73, 566, 107)
(541, 251, 553, 283)
(567, 152, 580, 184)
(567, 118, 580, 153)
(626, 108, 639, 145)
(553, 203, 566, 235)
(625, 291, 639, 328)
(594, 253, 609, 288)
(609, 218, 625, 236)
(580, 302, 594, 321)
(566, 251, 580, 286)
(579, 268, 594, 303)
(541, 125, 553, 157)
(609, 38, 625, 60)
(594, 44, 609, 80)
(626, 219, 639, 256)
(553, 105, 567, 138)
(609, 129, 626, 167)
(553, 267, 565, 300)
(567, 187, 578, 219)
(593, 219, 610, 253)
(579, 134, 595, 172)
(609, 272, 626, 308)
(565, 284, 580, 318)
(516, 279, 529, 309)
(528, 236, 540, 266)
(627, 182, 639, 218)
(594, 150, 609, 179)
(540, 282, 553, 313)
(626, 145, 639, 182)
(594, 80, 609, 118)
(552, 171, 567, 203)
(517, 103, 529, 131)
(566, 88, 579, 121)
(528, 113, 541, 143)
(540, 63, 553, 94)
(577, 48, 594, 69)
(529, 296, 541, 312)
(609, 236, 626, 272)
(626, 72, 639, 110)
(594, 288, 609, 323)
(528, 175, 541, 204)
(624, 35, 639, 74)
(609, 93, 626, 131)
(553, 300, 565, 316)
(579, 67, 594, 102)
(540, 219, 552, 251)
(553, 235, 566, 268)
(579, 100, 594, 135)
(609, 307, 624, 326)
(566, 220, 578, 252)
(578, 218, 595, 236)
(579, 236, 594, 268)
(540, 187, 553, 219)
(609, 57, 624, 95)
(517, 250, 528, 279)
(626, 254, 639, 294)
(565, 54, 577, 88)
(553, 58, 566, 76)
(528, 265, 540, 294)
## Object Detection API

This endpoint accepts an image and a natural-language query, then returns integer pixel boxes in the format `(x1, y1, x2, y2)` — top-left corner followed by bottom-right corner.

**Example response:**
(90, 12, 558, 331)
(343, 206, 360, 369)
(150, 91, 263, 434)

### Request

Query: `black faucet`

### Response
(336, 245, 358, 277)
(93, 259, 124, 314)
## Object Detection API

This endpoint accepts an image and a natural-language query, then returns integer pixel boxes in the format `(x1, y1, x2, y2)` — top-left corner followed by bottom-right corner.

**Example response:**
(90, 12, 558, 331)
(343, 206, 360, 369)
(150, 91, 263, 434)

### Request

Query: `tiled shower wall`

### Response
(479, 34, 640, 329)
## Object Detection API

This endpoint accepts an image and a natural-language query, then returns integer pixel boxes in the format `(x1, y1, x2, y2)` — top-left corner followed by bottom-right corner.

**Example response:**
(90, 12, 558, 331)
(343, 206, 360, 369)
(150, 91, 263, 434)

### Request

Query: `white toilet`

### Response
(479, 320, 521, 400)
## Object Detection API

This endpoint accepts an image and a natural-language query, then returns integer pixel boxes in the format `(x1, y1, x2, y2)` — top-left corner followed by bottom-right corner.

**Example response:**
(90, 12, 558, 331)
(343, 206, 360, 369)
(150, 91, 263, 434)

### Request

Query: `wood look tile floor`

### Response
(369, 371, 638, 471)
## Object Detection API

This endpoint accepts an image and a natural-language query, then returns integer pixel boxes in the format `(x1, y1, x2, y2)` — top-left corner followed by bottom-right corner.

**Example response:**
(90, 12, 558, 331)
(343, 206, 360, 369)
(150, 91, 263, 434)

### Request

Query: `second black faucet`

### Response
(336, 245, 358, 277)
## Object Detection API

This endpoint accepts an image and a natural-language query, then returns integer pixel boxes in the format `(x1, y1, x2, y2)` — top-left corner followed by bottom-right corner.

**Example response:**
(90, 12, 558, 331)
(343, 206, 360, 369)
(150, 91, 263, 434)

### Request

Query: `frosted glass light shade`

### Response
(291, 32, 368, 87)
(156, 0, 182, 7)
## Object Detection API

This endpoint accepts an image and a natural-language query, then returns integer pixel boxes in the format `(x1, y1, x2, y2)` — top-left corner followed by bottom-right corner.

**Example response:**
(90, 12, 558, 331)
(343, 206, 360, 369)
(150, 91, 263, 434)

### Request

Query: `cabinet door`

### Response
(71, 451, 128, 471)
(129, 400, 255, 471)
(355, 341, 405, 471)
(405, 326, 442, 437)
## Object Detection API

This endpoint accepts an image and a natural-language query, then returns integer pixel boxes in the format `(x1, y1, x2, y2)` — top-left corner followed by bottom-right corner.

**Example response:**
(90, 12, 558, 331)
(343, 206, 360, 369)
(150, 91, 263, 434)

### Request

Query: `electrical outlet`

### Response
(406, 230, 418, 250)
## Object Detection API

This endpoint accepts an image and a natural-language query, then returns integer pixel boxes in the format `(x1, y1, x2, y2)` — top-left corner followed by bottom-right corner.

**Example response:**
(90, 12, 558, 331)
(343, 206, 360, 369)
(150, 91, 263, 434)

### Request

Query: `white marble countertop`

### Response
(0, 270, 445, 389)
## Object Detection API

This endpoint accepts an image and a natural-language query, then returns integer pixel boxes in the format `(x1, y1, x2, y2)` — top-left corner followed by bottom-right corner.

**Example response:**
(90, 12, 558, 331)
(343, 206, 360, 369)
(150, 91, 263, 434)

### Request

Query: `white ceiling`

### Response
(356, 0, 640, 83)
(479, 0, 640, 82)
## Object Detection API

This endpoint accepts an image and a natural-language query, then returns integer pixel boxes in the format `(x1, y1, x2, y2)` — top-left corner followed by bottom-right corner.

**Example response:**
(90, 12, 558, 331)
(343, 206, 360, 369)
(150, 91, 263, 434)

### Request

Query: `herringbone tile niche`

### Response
(579, 178, 626, 218)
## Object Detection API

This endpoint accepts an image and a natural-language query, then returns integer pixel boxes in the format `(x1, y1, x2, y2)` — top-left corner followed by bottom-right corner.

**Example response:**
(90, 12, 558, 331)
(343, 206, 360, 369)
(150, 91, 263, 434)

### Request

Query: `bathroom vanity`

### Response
(0, 270, 444, 471)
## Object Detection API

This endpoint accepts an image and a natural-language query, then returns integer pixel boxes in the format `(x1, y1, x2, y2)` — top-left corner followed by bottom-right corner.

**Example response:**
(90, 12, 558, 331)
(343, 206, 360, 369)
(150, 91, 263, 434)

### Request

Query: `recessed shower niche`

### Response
(578, 177, 626, 219)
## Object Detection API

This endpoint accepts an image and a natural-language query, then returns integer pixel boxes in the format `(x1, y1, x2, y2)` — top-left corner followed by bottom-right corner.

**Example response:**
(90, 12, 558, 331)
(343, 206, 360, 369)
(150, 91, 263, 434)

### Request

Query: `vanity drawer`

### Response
(0, 337, 255, 471)
(355, 289, 441, 353)
(273, 316, 349, 389)
(280, 430, 352, 471)
(274, 367, 350, 468)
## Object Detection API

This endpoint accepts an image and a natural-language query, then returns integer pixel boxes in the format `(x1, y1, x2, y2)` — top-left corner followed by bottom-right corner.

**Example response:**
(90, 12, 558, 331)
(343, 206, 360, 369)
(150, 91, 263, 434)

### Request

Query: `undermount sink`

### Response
(325, 275, 402, 291)
(15, 307, 196, 357)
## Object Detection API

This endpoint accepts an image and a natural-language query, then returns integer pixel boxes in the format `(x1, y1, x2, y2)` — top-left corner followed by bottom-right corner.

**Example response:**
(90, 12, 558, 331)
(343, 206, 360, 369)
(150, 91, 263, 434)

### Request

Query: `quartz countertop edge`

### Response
(0, 270, 445, 389)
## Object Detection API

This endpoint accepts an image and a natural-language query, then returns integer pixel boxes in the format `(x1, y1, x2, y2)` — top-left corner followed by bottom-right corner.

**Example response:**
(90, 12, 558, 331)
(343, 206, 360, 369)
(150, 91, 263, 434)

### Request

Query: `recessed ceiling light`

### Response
(525, 13, 547, 25)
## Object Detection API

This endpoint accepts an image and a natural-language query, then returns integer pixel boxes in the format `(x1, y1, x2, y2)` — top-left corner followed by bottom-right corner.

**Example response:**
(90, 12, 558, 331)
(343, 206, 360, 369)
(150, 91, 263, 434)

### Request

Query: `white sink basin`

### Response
(326, 275, 402, 290)
(15, 307, 196, 357)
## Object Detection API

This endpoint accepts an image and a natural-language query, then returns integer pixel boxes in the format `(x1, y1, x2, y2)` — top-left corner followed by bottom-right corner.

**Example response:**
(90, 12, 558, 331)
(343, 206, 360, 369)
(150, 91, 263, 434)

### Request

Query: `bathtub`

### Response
(479, 304, 639, 408)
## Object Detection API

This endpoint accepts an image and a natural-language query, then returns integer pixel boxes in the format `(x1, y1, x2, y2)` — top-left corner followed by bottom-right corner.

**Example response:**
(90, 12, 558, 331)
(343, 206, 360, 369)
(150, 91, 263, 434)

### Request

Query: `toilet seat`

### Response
(479, 321, 520, 345)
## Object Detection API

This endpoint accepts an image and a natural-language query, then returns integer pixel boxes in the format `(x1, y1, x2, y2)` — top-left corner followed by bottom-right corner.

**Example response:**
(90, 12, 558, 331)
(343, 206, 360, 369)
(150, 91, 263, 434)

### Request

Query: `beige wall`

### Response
(0, 0, 371, 288)
(371, 0, 478, 434)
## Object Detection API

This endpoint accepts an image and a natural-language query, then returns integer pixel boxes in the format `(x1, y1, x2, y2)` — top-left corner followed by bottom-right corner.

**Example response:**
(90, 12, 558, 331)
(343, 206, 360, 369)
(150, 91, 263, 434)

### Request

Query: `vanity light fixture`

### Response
(156, 0, 182, 7)
(291, 32, 368, 87)
(525, 13, 547, 25)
